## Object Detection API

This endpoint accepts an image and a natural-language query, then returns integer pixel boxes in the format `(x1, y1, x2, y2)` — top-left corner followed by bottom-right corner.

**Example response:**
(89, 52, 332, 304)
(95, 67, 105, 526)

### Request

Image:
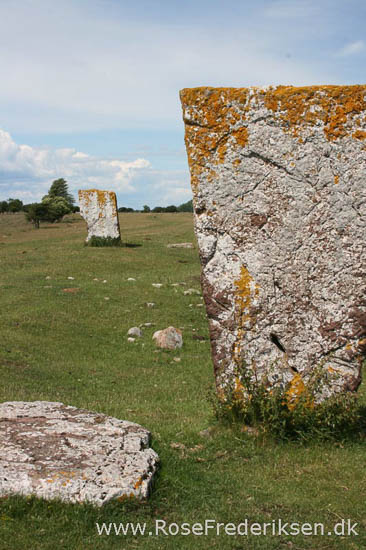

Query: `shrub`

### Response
(212, 362, 365, 442)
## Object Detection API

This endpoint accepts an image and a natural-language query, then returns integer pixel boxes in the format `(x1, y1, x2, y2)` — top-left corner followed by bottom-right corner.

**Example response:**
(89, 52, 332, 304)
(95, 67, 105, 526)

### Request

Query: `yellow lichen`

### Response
(286, 373, 306, 410)
(232, 266, 259, 364)
(334, 175, 339, 185)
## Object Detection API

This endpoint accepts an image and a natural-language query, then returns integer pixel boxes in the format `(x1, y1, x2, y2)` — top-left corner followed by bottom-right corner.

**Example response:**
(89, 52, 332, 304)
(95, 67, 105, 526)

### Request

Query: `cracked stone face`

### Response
(180, 85, 366, 397)
(78, 189, 121, 242)
(0, 401, 159, 506)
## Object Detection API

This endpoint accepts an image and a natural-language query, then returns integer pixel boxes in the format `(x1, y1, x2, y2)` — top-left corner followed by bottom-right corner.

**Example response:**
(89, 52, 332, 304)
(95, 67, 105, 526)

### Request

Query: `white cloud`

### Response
(337, 40, 365, 57)
(0, 129, 150, 202)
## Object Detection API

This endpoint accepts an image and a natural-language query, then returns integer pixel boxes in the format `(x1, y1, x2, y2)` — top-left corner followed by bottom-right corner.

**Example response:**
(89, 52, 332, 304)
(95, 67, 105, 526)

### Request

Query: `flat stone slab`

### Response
(0, 401, 159, 506)
(180, 86, 366, 397)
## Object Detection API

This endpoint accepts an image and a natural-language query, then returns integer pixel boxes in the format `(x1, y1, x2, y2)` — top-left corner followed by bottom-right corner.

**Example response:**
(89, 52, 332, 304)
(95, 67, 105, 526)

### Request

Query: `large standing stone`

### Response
(78, 189, 121, 242)
(0, 401, 159, 506)
(180, 86, 366, 397)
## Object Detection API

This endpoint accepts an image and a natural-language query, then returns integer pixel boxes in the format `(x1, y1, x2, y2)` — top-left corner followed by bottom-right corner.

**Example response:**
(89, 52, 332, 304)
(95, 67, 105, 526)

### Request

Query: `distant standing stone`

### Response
(78, 189, 121, 243)
(153, 327, 183, 350)
(0, 401, 159, 506)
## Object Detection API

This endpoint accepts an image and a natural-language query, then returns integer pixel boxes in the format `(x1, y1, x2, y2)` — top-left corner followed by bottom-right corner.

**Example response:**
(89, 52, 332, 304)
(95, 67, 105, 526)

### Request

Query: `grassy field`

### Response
(0, 212, 365, 550)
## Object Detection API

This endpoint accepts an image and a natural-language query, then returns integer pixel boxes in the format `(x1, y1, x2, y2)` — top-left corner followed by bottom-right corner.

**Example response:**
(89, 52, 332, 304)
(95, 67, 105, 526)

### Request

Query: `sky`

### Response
(0, 0, 365, 209)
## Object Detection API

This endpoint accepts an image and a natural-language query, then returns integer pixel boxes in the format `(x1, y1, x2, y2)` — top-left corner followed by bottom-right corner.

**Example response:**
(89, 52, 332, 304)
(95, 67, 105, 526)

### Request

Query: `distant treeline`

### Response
(121, 200, 193, 213)
(1, 198, 193, 214)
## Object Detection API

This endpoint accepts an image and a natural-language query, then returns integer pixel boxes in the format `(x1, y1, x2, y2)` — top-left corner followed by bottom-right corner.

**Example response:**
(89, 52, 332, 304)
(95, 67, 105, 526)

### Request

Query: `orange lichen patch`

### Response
(231, 127, 249, 148)
(352, 129, 366, 140)
(334, 175, 339, 185)
(134, 477, 143, 490)
(180, 88, 250, 192)
(286, 373, 307, 410)
(263, 85, 366, 142)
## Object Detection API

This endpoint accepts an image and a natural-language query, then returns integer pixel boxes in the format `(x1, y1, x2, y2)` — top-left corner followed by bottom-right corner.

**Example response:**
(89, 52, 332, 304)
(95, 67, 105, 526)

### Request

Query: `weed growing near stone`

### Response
(87, 236, 123, 247)
(213, 363, 366, 442)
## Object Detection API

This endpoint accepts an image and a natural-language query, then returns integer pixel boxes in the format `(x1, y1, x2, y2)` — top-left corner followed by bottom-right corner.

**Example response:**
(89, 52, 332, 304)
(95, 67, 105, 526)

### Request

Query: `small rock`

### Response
(152, 283, 163, 288)
(67, 276, 75, 280)
(104, 297, 110, 301)
(45, 276, 51, 280)
(166, 243, 194, 248)
(127, 337, 136, 343)
(172, 357, 181, 362)
(146, 302, 155, 308)
(62, 288, 80, 293)
(199, 428, 214, 439)
(128, 327, 142, 337)
(127, 278, 136, 281)
(196, 303, 204, 307)
(102, 280, 107, 283)
(93, 278, 99, 281)
(142, 323, 153, 327)
(184, 288, 200, 296)
(152, 327, 183, 350)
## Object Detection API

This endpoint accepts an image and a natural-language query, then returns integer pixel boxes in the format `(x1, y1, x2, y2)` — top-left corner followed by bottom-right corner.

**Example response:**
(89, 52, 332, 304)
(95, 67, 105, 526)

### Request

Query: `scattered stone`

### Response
(152, 327, 183, 350)
(104, 297, 110, 301)
(166, 243, 194, 248)
(45, 276, 51, 280)
(152, 283, 163, 288)
(62, 288, 80, 293)
(67, 276, 75, 280)
(127, 337, 136, 343)
(181, 85, 366, 398)
(141, 323, 153, 327)
(183, 288, 200, 296)
(78, 189, 121, 243)
(93, 278, 99, 281)
(0, 401, 159, 506)
(145, 302, 155, 308)
(127, 277, 136, 281)
(199, 428, 214, 439)
(128, 327, 142, 338)
(170, 442, 186, 450)
(196, 304, 204, 307)
(172, 357, 181, 363)
(102, 280, 107, 283)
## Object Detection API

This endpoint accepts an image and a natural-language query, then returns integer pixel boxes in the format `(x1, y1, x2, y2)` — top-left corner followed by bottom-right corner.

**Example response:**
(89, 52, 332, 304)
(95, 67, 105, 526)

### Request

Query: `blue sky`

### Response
(0, 0, 365, 209)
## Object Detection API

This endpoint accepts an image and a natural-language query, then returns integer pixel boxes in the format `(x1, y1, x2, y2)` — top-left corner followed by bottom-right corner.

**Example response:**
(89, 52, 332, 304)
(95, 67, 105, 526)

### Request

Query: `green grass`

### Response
(0, 212, 365, 549)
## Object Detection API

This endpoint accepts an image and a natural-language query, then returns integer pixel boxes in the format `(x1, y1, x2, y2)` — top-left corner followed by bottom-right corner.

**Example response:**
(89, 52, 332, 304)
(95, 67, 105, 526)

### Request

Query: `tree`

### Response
(46, 178, 75, 207)
(24, 203, 49, 228)
(177, 199, 193, 212)
(142, 205, 150, 213)
(7, 198, 23, 212)
(41, 195, 72, 222)
(165, 205, 178, 213)
(0, 200, 9, 213)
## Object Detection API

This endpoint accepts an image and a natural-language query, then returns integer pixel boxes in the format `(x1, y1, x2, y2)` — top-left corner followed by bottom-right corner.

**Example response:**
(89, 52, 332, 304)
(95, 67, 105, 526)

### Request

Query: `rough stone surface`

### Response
(153, 327, 183, 350)
(180, 85, 366, 397)
(78, 189, 121, 242)
(0, 401, 159, 506)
